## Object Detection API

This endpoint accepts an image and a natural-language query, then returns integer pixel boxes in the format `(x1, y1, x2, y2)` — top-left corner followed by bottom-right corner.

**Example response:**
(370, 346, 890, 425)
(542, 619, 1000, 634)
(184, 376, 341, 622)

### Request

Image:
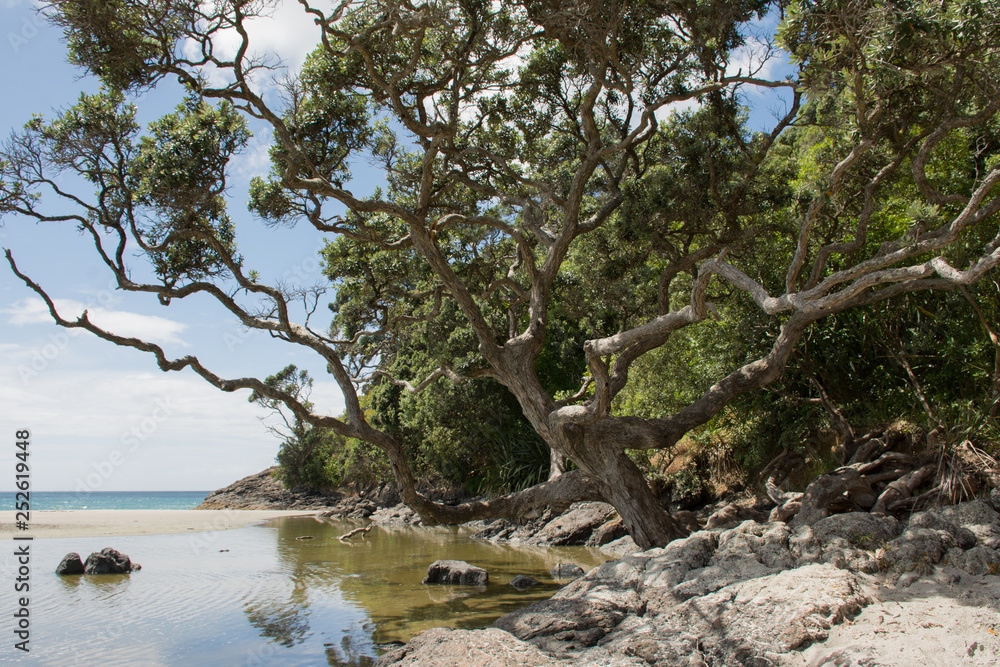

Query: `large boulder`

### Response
(422, 560, 488, 586)
(494, 570, 646, 654)
(374, 627, 558, 667)
(932, 498, 1000, 548)
(83, 548, 139, 574)
(55, 552, 85, 575)
(527, 502, 615, 546)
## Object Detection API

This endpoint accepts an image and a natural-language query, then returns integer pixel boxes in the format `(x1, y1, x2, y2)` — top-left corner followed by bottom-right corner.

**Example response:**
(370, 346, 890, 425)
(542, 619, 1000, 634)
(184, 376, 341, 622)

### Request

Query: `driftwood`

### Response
(338, 524, 374, 542)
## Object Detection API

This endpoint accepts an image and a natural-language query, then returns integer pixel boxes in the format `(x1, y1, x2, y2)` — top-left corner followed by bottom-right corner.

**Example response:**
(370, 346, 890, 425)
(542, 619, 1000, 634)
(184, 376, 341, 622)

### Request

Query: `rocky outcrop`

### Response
(82, 548, 139, 574)
(379, 498, 1000, 666)
(374, 628, 553, 667)
(196, 467, 343, 510)
(55, 553, 85, 575)
(423, 560, 489, 586)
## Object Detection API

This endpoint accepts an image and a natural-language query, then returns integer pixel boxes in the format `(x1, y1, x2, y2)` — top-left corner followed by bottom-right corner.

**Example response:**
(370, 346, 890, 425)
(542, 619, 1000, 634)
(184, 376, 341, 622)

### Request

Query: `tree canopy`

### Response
(3, 0, 1000, 548)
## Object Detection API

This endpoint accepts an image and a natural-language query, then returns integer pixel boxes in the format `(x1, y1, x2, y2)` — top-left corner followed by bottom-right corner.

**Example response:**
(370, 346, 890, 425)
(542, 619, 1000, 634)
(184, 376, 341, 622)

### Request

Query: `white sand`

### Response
(0, 509, 316, 539)
(786, 567, 1000, 666)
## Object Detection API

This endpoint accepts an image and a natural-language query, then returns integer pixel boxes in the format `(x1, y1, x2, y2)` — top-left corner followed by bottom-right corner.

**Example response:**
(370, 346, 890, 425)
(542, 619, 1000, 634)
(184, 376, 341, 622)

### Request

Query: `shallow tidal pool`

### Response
(2, 516, 607, 666)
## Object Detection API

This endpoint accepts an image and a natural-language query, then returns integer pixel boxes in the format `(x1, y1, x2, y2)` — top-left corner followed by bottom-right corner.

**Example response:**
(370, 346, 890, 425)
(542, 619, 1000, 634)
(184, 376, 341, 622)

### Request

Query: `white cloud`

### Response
(236, 126, 275, 179)
(183, 0, 341, 92)
(3, 298, 189, 346)
(0, 362, 347, 491)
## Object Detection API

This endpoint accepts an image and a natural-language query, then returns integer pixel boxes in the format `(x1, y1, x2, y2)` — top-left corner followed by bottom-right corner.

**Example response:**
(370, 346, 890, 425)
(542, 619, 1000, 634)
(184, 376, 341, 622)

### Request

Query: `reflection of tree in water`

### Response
(240, 516, 604, 660)
(325, 624, 378, 667)
(243, 576, 311, 647)
(240, 518, 381, 663)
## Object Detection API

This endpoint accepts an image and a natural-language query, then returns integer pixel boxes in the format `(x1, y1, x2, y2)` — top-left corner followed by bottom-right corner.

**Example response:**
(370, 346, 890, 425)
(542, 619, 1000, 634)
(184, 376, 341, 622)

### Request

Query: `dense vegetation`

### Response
(3, 0, 999, 548)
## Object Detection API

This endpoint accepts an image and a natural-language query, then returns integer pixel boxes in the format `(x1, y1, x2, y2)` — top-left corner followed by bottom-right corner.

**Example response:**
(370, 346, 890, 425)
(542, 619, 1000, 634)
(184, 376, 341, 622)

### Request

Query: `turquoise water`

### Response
(0, 490, 210, 511)
(0, 516, 608, 666)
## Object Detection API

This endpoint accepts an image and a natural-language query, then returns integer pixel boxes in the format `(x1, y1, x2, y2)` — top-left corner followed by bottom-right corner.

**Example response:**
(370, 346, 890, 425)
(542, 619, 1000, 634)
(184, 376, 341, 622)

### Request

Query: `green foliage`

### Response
(7, 0, 1000, 518)
(274, 426, 342, 492)
(50, 0, 196, 91)
(464, 421, 551, 495)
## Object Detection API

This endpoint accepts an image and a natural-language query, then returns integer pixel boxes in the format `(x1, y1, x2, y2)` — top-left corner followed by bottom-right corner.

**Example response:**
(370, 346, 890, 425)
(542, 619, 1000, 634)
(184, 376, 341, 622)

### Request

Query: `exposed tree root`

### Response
(764, 425, 1000, 526)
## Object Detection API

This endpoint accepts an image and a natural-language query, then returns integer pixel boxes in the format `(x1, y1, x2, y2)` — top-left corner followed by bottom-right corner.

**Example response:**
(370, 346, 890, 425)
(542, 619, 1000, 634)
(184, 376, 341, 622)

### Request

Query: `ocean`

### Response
(0, 490, 209, 511)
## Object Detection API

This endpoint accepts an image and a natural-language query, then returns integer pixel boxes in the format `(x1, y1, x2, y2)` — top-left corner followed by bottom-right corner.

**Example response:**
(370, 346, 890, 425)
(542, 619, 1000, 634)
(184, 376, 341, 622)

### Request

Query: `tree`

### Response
(3, 0, 1000, 549)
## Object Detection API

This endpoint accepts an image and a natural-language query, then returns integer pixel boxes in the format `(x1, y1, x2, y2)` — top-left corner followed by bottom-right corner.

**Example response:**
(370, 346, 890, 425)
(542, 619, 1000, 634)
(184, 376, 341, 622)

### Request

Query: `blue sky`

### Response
(0, 0, 353, 492)
(0, 1, 794, 493)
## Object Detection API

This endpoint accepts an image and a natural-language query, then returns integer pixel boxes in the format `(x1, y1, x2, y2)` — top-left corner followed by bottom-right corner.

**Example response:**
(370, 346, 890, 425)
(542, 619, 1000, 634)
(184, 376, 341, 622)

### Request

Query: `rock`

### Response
(875, 527, 957, 574)
(932, 498, 1000, 548)
(791, 512, 903, 572)
(493, 575, 645, 655)
(83, 548, 139, 574)
(382, 499, 1000, 666)
(374, 627, 557, 667)
(704, 502, 766, 530)
(510, 575, 539, 590)
(909, 510, 978, 549)
(196, 467, 342, 510)
(55, 553, 85, 575)
(549, 563, 586, 580)
(586, 563, 868, 666)
(586, 518, 628, 547)
(638, 531, 717, 597)
(599, 535, 641, 558)
(944, 545, 1000, 576)
(370, 503, 423, 528)
(471, 519, 516, 541)
(422, 560, 488, 586)
(526, 502, 615, 546)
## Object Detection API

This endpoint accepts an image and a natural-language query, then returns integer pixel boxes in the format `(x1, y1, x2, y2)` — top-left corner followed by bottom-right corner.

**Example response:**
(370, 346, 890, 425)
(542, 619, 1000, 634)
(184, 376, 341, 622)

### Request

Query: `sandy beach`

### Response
(0, 509, 316, 539)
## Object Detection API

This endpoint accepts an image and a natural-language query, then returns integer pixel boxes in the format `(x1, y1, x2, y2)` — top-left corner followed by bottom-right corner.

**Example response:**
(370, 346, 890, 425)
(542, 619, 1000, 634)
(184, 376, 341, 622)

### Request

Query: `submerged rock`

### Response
(55, 552, 85, 575)
(549, 563, 586, 580)
(422, 560, 488, 586)
(510, 575, 540, 590)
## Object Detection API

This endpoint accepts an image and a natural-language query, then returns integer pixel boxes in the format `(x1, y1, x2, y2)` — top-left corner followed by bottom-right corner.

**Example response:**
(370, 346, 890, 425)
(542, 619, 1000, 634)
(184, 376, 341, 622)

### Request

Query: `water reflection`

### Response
(247, 515, 607, 663)
(23, 517, 605, 665)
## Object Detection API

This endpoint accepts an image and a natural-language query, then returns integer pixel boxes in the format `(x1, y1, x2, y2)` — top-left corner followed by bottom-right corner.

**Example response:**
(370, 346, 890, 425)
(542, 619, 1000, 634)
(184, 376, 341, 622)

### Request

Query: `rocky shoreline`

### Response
(378, 497, 1000, 666)
(199, 469, 1000, 665)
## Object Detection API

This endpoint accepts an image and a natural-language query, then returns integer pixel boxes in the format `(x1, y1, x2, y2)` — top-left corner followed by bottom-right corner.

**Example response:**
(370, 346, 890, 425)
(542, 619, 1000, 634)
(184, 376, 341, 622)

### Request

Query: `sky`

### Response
(0, 0, 351, 492)
(0, 1, 794, 493)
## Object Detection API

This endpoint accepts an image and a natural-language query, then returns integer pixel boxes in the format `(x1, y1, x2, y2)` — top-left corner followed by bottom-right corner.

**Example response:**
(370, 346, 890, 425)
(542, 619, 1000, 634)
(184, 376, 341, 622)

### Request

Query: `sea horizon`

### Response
(1, 490, 211, 511)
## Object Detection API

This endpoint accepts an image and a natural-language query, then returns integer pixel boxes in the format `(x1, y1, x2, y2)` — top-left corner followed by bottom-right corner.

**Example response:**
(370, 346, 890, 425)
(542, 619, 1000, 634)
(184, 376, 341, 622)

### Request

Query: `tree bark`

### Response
(549, 447, 568, 480)
(561, 426, 686, 549)
(595, 451, 688, 549)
